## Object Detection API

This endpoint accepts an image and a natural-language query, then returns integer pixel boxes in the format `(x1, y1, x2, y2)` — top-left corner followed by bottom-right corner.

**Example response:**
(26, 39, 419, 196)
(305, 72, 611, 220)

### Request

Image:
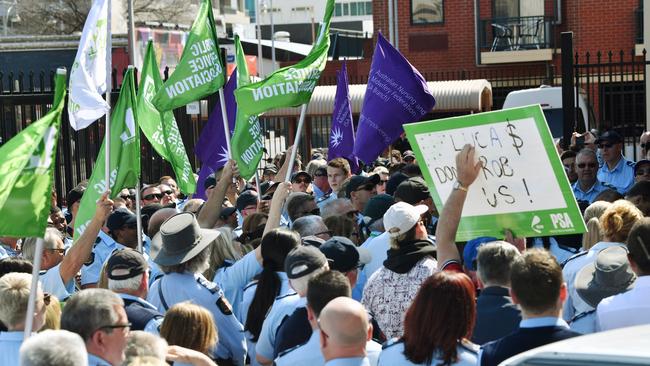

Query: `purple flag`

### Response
(353, 33, 436, 164)
(194, 70, 238, 199)
(328, 62, 359, 173)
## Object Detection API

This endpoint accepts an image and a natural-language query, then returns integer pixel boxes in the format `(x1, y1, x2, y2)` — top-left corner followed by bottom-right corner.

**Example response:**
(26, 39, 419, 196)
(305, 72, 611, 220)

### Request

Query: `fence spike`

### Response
(29, 71, 35, 92)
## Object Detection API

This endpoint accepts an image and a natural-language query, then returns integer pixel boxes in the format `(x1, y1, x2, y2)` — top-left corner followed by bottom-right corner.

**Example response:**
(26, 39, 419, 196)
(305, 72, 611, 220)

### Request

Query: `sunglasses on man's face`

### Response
(143, 193, 163, 200)
(355, 184, 375, 192)
(293, 178, 310, 184)
(598, 143, 614, 149)
(119, 194, 134, 200)
(161, 190, 174, 196)
(577, 162, 598, 169)
(636, 168, 650, 176)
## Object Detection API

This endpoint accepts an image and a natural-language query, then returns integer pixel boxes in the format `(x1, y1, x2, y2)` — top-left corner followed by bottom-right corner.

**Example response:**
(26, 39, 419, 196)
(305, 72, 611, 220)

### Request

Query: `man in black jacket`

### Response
(472, 241, 522, 344)
(479, 249, 581, 366)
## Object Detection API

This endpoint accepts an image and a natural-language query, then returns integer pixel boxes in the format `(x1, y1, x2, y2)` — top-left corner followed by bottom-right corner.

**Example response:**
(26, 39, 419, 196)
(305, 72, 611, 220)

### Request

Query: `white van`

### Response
(502, 86, 592, 138)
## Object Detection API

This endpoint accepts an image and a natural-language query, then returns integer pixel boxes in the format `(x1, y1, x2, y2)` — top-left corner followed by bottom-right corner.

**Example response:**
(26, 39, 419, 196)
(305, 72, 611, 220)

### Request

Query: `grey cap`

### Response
(284, 245, 328, 279)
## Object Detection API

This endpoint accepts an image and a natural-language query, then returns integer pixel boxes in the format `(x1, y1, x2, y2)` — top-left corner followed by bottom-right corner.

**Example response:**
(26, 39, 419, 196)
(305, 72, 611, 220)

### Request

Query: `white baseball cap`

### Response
(383, 201, 429, 237)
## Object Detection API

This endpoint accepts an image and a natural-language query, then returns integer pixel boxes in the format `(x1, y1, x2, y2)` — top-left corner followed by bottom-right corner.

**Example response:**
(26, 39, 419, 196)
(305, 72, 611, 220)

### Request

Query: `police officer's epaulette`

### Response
(243, 280, 258, 292)
(84, 252, 95, 266)
(216, 296, 233, 315)
(459, 339, 479, 354)
(626, 160, 636, 167)
(557, 243, 580, 254)
(94, 236, 102, 245)
(196, 276, 220, 294)
(561, 250, 588, 268)
(316, 194, 330, 203)
(275, 291, 298, 300)
(570, 309, 596, 324)
(381, 338, 403, 350)
(602, 182, 616, 189)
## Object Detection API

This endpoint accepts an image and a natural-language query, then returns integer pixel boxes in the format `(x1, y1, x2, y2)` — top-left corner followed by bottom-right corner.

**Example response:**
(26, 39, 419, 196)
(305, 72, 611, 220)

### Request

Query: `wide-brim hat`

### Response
(575, 246, 636, 308)
(152, 212, 220, 266)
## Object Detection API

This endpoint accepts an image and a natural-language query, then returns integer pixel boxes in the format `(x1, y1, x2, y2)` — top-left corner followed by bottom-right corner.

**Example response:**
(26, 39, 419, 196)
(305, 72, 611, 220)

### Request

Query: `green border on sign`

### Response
(404, 104, 587, 241)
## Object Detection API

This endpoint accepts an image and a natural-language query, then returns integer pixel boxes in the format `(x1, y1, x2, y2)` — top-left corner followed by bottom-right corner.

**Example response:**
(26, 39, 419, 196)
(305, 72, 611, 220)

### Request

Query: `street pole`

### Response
(127, 0, 136, 67)
(270, 0, 276, 71)
(256, 0, 263, 76)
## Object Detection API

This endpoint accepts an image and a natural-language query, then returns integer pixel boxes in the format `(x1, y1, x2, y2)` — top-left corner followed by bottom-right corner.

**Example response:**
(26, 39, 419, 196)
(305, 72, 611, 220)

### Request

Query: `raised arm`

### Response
(263, 182, 291, 237)
(59, 191, 113, 283)
(273, 146, 294, 182)
(198, 160, 239, 229)
(435, 145, 482, 270)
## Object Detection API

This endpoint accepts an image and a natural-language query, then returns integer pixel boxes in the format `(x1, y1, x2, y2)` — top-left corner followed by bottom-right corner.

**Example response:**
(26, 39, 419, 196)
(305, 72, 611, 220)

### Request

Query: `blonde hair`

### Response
(203, 227, 242, 281)
(582, 201, 612, 250)
(42, 294, 61, 331)
(0, 272, 43, 328)
(600, 200, 644, 243)
(160, 302, 217, 355)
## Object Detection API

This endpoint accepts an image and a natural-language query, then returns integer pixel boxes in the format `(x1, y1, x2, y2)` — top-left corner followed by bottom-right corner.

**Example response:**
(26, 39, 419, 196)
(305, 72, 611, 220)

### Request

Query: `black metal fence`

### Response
(478, 15, 556, 52)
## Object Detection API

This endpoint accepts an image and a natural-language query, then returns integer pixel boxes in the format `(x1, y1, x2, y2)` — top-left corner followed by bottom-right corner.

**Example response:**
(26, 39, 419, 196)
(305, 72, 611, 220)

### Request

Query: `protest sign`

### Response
(152, 0, 225, 112)
(404, 105, 586, 241)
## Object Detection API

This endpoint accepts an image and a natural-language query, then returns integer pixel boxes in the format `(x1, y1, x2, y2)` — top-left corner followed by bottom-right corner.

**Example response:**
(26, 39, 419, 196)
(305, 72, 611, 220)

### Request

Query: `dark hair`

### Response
(627, 218, 650, 274)
(50, 205, 62, 214)
(388, 162, 406, 176)
(510, 249, 563, 314)
(306, 271, 351, 317)
(0, 258, 33, 278)
(245, 228, 300, 341)
(323, 215, 355, 239)
(594, 189, 624, 203)
(402, 272, 476, 366)
(627, 181, 650, 200)
(241, 213, 268, 244)
(560, 150, 577, 160)
(401, 164, 422, 177)
(286, 193, 316, 222)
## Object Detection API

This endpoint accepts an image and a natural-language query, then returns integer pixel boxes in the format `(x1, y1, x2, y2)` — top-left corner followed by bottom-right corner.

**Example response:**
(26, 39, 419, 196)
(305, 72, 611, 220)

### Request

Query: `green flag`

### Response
(138, 41, 196, 194)
(152, 0, 225, 112)
(230, 35, 264, 180)
(0, 69, 67, 238)
(233, 0, 334, 116)
(73, 68, 140, 239)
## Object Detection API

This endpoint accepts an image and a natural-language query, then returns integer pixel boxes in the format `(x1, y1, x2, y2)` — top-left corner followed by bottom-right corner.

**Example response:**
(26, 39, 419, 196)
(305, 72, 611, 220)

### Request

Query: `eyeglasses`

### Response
(315, 230, 332, 237)
(378, 180, 388, 186)
(577, 162, 598, 169)
(48, 248, 66, 254)
(119, 194, 134, 200)
(598, 143, 614, 149)
(314, 173, 327, 178)
(636, 168, 650, 176)
(96, 322, 132, 333)
(143, 193, 163, 200)
(293, 178, 310, 184)
(161, 190, 174, 196)
(355, 184, 375, 192)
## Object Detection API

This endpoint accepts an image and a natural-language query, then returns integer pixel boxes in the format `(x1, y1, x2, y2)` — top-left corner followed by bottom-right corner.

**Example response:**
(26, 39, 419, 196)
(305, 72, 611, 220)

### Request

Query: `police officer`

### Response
(106, 249, 163, 334)
(572, 148, 613, 203)
(596, 130, 635, 194)
(147, 212, 247, 365)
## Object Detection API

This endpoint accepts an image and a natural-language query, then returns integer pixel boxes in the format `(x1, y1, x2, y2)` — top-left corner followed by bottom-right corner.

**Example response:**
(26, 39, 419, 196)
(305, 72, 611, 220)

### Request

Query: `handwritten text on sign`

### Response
(414, 117, 566, 216)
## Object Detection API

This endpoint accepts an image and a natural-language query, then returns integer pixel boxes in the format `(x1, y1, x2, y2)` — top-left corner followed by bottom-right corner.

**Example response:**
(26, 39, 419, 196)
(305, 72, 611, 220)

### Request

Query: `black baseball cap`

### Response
(263, 165, 279, 175)
(595, 130, 623, 144)
(204, 173, 217, 190)
(319, 236, 371, 273)
(107, 208, 138, 232)
(363, 194, 395, 225)
(106, 249, 148, 280)
(385, 172, 409, 196)
(219, 206, 237, 220)
(345, 174, 381, 198)
(291, 171, 312, 183)
(236, 190, 259, 212)
(394, 177, 431, 205)
(284, 245, 328, 279)
(402, 150, 416, 160)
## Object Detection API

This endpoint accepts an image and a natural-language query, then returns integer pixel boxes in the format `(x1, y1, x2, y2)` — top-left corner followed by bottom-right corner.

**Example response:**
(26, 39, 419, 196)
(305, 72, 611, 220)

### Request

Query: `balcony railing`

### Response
(479, 15, 555, 52)
(635, 7, 643, 44)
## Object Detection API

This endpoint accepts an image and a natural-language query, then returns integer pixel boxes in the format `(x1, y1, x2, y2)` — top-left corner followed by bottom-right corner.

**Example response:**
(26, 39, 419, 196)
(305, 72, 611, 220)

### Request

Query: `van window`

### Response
(542, 108, 563, 137)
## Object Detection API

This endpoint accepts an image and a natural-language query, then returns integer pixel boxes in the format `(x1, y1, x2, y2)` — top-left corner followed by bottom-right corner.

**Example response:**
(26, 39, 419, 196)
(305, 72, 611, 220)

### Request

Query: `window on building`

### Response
(335, 3, 342, 16)
(366, 2, 373, 15)
(411, 0, 444, 24)
(343, 3, 349, 16)
(351, 2, 358, 16)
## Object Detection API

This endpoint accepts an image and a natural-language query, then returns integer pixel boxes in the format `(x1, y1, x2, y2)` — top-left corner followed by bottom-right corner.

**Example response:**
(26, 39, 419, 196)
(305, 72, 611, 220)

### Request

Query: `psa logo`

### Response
(530, 215, 544, 234)
(550, 212, 574, 230)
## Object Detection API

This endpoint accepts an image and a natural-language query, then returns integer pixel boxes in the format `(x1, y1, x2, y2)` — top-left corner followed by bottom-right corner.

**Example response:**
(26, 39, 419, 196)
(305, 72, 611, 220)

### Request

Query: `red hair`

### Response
(402, 271, 476, 365)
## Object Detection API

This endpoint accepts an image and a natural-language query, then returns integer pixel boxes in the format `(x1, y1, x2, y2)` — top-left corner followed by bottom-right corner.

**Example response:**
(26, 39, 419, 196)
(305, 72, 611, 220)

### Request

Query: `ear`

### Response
(319, 329, 328, 349)
(90, 330, 105, 350)
(141, 271, 149, 291)
(509, 288, 520, 305)
(366, 322, 373, 342)
(558, 282, 568, 303)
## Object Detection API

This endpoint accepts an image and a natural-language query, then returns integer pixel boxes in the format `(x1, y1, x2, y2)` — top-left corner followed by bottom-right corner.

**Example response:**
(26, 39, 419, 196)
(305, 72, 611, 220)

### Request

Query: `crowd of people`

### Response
(0, 129, 649, 366)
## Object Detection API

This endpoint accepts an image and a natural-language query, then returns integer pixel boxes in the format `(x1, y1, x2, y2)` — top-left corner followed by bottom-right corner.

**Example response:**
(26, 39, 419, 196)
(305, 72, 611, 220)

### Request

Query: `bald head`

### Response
(319, 297, 369, 347)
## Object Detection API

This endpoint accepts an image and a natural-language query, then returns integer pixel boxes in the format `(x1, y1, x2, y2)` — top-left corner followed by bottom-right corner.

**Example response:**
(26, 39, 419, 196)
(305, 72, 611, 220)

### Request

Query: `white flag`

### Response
(68, 0, 111, 130)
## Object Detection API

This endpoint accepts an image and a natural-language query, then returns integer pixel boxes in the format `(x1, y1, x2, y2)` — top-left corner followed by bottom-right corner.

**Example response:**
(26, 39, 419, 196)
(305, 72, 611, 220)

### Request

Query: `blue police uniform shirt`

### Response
(571, 180, 612, 204)
(40, 263, 75, 301)
(313, 184, 331, 201)
(597, 156, 635, 194)
(317, 191, 337, 210)
(256, 292, 304, 362)
(118, 293, 164, 334)
(239, 280, 261, 366)
(147, 272, 247, 365)
(378, 339, 478, 366)
(0, 331, 24, 365)
(87, 354, 112, 366)
(213, 250, 262, 318)
(81, 231, 123, 286)
(569, 309, 598, 334)
(275, 329, 382, 366)
(326, 357, 371, 366)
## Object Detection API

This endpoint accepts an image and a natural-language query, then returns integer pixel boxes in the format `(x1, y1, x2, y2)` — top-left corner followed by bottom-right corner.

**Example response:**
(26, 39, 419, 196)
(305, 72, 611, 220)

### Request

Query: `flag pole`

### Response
(218, 88, 232, 157)
(135, 178, 143, 253)
(285, 103, 308, 182)
(254, 170, 262, 202)
(105, 0, 113, 191)
(256, 0, 263, 77)
(24, 238, 44, 339)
